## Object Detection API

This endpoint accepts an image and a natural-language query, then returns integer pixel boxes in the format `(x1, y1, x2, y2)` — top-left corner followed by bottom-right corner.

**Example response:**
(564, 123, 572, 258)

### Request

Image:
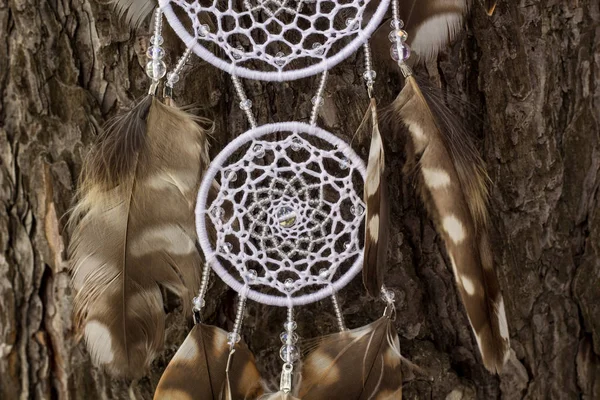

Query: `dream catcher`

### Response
(69, 0, 509, 397)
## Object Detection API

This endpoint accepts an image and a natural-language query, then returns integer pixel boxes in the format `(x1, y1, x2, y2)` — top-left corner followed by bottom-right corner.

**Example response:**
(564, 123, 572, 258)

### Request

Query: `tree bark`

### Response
(1, 0, 599, 399)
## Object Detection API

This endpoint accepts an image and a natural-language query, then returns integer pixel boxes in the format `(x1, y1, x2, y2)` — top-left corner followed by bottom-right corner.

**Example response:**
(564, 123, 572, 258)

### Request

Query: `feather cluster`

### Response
(154, 324, 264, 399)
(69, 97, 211, 378)
(387, 75, 510, 372)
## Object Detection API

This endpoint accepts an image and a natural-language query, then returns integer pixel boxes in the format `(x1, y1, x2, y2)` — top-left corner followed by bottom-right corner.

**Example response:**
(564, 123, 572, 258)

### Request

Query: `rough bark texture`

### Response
(1, 0, 599, 399)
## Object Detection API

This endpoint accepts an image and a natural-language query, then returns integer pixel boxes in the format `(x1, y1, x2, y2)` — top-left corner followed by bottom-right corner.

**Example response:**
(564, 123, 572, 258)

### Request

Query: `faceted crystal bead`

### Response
(252, 144, 265, 158)
(390, 44, 411, 62)
(246, 269, 258, 282)
(388, 29, 408, 43)
(197, 24, 210, 37)
(225, 170, 237, 182)
(351, 204, 365, 216)
(284, 321, 297, 331)
(345, 18, 358, 30)
(209, 207, 224, 219)
(280, 331, 299, 344)
(220, 242, 233, 254)
(311, 96, 324, 107)
(192, 296, 204, 309)
(284, 278, 294, 291)
(279, 344, 300, 362)
(145, 60, 167, 80)
(227, 332, 241, 346)
(167, 72, 179, 84)
(232, 46, 244, 60)
(381, 289, 396, 303)
(363, 69, 377, 81)
(146, 46, 165, 60)
(277, 206, 296, 228)
(274, 52, 285, 66)
(318, 268, 329, 279)
(291, 137, 302, 151)
(312, 42, 325, 55)
(390, 19, 404, 29)
(150, 35, 164, 45)
(240, 99, 253, 111)
(339, 157, 349, 169)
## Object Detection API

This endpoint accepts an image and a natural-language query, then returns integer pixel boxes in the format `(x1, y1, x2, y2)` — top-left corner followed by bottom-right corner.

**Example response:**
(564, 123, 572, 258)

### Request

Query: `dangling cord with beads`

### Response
(330, 292, 346, 331)
(231, 75, 258, 128)
(279, 306, 299, 394)
(164, 47, 193, 99)
(146, 8, 166, 94)
(390, 0, 412, 78)
(223, 285, 250, 381)
(310, 71, 328, 126)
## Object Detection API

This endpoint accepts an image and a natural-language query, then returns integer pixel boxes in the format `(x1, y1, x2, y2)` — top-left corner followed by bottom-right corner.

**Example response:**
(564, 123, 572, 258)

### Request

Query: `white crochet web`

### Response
(196, 122, 366, 306)
(158, 0, 390, 81)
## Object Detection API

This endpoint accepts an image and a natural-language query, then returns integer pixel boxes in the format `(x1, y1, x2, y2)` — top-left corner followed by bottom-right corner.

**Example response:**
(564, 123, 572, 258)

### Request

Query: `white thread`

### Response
(158, 0, 390, 81)
(195, 122, 366, 307)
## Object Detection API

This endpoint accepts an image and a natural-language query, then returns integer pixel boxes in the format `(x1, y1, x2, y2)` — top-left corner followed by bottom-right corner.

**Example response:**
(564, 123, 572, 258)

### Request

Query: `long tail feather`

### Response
(154, 324, 263, 399)
(389, 75, 510, 373)
(69, 98, 209, 378)
(299, 317, 402, 399)
(258, 393, 301, 400)
(363, 99, 389, 297)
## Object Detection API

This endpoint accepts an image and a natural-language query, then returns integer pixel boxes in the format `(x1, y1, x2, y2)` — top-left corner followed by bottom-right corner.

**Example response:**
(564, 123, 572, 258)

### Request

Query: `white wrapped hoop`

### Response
(195, 122, 366, 306)
(158, 0, 390, 81)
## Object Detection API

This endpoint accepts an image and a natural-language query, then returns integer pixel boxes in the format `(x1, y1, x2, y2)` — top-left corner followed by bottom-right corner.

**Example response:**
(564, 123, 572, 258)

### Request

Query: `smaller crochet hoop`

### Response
(196, 122, 366, 306)
(158, 0, 390, 81)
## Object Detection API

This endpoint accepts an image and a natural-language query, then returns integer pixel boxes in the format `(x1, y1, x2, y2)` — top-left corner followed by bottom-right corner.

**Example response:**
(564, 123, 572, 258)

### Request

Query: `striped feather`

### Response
(299, 316, 402, 399)
(154, 324, 263, 399)
(112, 0, 155, 28)
(388, 75, 510, 373)
(363, 98, 389, 297)
(69, 98, 210, 378)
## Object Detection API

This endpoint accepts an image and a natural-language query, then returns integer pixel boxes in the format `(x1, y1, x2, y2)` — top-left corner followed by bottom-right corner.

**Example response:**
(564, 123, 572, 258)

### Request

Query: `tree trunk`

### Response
(1, 0, 599, 399)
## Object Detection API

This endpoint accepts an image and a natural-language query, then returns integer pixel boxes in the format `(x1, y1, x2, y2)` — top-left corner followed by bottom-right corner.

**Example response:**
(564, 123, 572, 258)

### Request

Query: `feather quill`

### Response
(388, 74, 510, 373)
(154, 324, 263, 399)
(363, 98, 389, 297)
(299, 316, 402, 399)
(69, 97, 210, 378)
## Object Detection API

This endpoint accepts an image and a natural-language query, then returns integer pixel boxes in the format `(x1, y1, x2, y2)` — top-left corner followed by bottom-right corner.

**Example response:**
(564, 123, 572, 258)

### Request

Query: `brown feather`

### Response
(363, 98, 389, 297)
(69, 98, 210, 378)
(258, 393, 301, 400)
(299, 316, 402, 399)
(154, 324, 263, 399)
(485, 0, 497, 15)
(112, 0, 155, 28)
(388, 75, 510, 373)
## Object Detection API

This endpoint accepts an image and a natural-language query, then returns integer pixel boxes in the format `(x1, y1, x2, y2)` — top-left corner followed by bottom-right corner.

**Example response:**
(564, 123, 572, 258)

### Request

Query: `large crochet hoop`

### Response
(196, 122, 366, 306)
(158, 0, 390, 81)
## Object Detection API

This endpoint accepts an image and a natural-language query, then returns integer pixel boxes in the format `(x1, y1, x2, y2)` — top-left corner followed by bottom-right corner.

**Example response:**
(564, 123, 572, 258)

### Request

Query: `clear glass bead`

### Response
(343, 242, 351, 250)
(390, 19, 404, 29)
(150, 35, 164, 45)
(277, 206, 296, 228)
(227, 332, 241, 345)
(389, 29, 408, 43)
(220, 242, 233, 254)
(146, 46, 165, 60)
(311, 96, 324, 107)
(280, 331, 299, 344)
(145, 60, 167, 80)
(284, 278, 294, 291)
(252, 144, 265, 158)
(232, 46, 244, 60)
(210, 206, 224, 219)
(240, 99, 253, 111)
(197, 24, 210, 37)
(381, 289, 396, 303)
(279, 344, 300, 362)
(345, 18, 358, 30)
(167, 72, 179, 84)
(312, 42, 325, 55)
(284, 321, 297, 331)
(274, 52, 285, 66)
(363, 69, 377, 81)
(390, 44, 411, 62)
(225, 170, 237, 182)
(340, 157, 349, 169)
(291, 137, 302, 151)
(192, 296, 204, 309)
(246, 269, 258, 282)
(318, 268, 329, 279)
(351, 204, 365, 216)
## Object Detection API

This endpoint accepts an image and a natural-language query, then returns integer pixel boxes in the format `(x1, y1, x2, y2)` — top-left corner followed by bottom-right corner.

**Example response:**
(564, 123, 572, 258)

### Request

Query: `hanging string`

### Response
(362, 43, 376, 98)
(231, 75, 258, 128)
(310, 71, 329, 125)
(146, 8, 166, 95)
(330, 293, 346, 331)
(164, 47, 194, 98)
